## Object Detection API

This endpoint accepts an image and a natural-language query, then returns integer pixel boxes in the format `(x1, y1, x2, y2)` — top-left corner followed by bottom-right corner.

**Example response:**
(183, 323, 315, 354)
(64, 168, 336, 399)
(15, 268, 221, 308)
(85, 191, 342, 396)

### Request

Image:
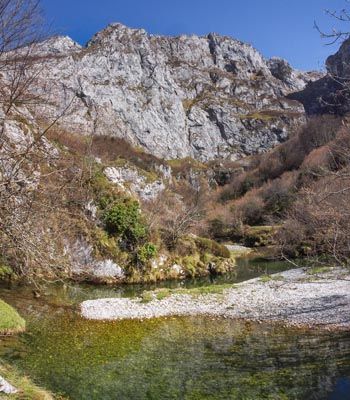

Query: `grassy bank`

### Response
(0, 364, 57, 400)
(0, 300, 25, 335)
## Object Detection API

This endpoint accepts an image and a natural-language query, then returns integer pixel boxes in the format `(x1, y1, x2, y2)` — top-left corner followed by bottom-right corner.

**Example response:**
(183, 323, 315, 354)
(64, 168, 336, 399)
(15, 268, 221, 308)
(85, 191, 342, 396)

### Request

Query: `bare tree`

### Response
(143, 180, 209, 249)
(0, 1, 81, 282)
(315, 1, 350, 45)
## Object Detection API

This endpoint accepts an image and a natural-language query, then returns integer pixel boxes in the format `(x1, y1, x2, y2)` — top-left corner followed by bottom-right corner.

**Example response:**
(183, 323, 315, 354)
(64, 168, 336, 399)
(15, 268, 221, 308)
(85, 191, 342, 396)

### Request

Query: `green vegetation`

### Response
(239, 112, 275, 121)
(239, 110, 302, 121)
(137, 243, 158, 264)
(103, 199, 147, 248)
(171, 235, 236, 278)
(0, 300, 25, 335)
(227, 246, 253, 258)
(307, 266, 331, 276)
(167, 157, 207, 174)
(0, 364, 57, 400)
(194, 237, 231, 258)
(243, 226, 279, 248)
(0, 264, 15, 281)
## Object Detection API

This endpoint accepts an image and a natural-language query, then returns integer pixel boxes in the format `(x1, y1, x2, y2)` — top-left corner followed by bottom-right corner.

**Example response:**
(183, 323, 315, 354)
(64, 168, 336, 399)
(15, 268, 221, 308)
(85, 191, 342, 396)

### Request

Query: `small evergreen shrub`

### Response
(103, 199, 147, 247)
(0, 265, 14, 281)
(137, 243, 158, 264)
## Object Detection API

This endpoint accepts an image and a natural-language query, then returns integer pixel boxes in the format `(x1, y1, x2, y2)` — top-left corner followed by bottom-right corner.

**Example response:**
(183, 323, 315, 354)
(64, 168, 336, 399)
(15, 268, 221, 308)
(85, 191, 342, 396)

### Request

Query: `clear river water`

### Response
(0, 258, 350, 400)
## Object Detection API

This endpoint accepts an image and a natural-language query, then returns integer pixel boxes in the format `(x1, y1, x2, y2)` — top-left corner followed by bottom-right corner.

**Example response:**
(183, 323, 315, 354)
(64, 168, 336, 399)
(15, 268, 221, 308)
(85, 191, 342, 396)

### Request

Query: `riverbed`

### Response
(1, 259, 350, 399)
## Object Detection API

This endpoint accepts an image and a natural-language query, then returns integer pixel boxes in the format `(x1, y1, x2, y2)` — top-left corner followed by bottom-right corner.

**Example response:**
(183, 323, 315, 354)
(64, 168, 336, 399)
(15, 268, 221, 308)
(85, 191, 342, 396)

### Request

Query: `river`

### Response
(0, 258, 350, 400)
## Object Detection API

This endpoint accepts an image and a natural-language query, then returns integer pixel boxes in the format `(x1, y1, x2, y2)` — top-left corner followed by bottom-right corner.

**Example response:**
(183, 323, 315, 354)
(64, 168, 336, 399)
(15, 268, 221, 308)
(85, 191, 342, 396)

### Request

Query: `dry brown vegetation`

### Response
(277, 125, 350, 264)
(205, 112, 350, 266)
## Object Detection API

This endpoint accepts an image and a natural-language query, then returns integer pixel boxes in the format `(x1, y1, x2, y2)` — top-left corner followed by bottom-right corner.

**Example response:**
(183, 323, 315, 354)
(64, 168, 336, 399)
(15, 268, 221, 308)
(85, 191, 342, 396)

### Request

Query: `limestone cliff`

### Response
(28, 23, 317, 161)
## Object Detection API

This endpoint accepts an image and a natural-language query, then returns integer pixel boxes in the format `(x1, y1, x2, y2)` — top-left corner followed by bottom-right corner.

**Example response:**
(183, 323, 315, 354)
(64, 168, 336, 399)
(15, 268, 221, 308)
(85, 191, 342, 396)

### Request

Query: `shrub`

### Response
(276, 218, 310, 258)
(137, 243, 158, 264)
(209, 218, 229, 239)
(0, 264, 14, 281)
(261, 177, 296, 217)
(233, 193, 265, 226)
(91, 135, 165, 175)
(301, 145, 333, 172)
(103, 199, 147, 248)
(298, 116, 340, 153)
(243, 226, 278, 247)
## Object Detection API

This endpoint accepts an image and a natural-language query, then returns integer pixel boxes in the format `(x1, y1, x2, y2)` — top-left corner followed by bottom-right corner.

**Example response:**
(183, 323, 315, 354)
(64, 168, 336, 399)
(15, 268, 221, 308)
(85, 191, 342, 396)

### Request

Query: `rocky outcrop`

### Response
(0, 376, 18, 394)
(104, 165, 166, 201)
(26, 23, 315, 161)
(68, 239, 126, 283)
(267, 57, 322, 90)
(289, 39, 350, 116)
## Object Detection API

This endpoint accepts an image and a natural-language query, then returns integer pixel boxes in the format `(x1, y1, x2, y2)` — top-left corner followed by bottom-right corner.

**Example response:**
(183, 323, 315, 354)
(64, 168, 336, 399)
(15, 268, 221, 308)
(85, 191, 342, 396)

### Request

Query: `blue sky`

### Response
(42, 0, 349, 71)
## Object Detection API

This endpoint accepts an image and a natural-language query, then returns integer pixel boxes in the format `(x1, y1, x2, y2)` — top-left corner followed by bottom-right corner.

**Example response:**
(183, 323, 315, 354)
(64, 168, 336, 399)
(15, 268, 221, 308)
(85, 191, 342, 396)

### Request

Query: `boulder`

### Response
(0, 376, 18, 394)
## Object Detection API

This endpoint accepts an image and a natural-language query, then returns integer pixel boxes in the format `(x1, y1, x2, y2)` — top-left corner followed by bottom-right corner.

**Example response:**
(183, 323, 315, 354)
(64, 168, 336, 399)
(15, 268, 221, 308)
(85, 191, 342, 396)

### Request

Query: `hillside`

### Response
(0, 21, 347, 285)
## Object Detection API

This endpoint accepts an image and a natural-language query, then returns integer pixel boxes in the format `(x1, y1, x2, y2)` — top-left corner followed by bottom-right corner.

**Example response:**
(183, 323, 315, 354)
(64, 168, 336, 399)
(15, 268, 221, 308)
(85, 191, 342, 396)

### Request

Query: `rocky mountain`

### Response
(28, 23, 318, 161)
(289, 38, 350, 116)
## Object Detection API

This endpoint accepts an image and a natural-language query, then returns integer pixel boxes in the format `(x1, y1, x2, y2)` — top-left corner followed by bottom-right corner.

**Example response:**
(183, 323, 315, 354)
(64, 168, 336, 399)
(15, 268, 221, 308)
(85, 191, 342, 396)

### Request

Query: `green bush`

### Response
(90, 169, 116, 202)
(103, 199, 147, 247)
(137, 243, 158, 264)
(0, 265, 14, 281)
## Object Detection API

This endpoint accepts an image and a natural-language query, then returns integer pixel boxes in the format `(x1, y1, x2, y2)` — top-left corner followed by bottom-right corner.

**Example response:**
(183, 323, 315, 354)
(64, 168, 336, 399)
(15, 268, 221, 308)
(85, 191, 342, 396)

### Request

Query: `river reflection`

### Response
(0, 265, 349, 399)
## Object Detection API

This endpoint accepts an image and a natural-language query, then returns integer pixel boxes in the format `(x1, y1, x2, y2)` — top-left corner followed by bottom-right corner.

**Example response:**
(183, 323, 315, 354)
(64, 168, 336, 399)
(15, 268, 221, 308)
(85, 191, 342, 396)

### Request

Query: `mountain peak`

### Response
(37, 36, 82, 55)
(87, 22, 147, 47)
(24, 22, 314, 161)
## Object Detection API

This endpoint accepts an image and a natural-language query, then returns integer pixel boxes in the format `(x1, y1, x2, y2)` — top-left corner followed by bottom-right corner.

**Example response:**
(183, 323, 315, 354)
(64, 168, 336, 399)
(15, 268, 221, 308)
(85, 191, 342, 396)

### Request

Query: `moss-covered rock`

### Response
(172, 235, 236, 278)
(194, 237, 231, 258)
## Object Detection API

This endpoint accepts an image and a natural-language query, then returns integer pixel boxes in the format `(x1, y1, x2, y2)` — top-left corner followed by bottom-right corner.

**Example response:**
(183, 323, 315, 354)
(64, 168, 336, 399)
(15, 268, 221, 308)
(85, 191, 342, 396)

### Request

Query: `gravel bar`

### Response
(80, 268, 350, 330)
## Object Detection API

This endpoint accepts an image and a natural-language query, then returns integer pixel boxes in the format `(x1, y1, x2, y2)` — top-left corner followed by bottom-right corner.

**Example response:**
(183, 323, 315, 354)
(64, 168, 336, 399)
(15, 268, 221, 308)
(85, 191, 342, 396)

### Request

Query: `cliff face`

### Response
(28, 23, 314, 161)
(289, 38, 350, 116)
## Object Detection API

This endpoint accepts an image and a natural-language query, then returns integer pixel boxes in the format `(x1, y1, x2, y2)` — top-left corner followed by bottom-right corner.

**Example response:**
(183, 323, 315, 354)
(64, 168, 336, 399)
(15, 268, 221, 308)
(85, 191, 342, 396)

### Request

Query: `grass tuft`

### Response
(307, 266, 331, 276)
(0, 300, 25, 335)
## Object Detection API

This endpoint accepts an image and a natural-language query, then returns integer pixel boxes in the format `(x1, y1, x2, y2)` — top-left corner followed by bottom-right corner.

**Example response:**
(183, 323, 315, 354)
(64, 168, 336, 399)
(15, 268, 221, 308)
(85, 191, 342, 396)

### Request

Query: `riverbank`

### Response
(81, 267, 350, 330)
(0, 364, 56, 399)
